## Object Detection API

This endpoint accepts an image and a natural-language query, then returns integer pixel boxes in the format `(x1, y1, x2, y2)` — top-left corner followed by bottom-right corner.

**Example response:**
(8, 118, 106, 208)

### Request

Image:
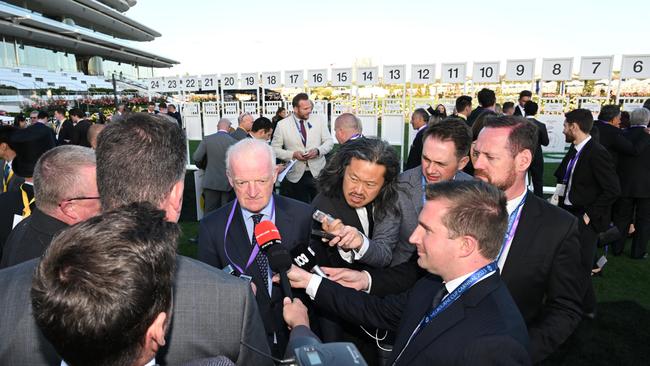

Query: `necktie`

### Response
(251, 214, 270, 292)
(299, 120, 307, 146)
(563, 146, 578, 185)
(431, 286, 449, 309)
(3, 163, 9, 180)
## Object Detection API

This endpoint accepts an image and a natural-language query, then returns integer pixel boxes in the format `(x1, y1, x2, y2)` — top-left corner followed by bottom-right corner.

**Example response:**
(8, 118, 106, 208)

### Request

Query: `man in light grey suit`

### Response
(323, 119, 473, 268)
(0, 113, 272, 366)
(272, 93, 333, 203)
(194, 118, 237, 212)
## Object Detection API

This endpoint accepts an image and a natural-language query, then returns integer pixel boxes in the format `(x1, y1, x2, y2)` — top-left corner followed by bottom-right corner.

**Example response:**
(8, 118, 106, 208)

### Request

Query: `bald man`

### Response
(333, 113, 363, 144)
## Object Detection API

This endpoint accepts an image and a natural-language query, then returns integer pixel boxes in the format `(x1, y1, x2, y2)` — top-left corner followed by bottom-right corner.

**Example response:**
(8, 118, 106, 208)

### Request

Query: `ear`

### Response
(164, 180, 184, 222)
(58, 201, 80, 223)
(514, 149, 532, 173)
(458, 235, 478, 258)
(457, 155, 470, 170)
(143, 312, 167, 353)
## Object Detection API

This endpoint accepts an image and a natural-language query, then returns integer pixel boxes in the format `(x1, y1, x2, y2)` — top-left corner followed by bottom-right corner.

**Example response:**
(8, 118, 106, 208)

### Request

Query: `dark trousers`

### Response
(280, 171, 317, 204)
(203, 188, 234, 214)
(530, 163, 544, 198)
(613, 197, 650, 258)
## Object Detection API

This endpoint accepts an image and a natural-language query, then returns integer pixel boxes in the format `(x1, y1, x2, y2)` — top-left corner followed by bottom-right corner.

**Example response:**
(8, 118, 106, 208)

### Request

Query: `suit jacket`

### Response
(0, 184, 34, 254)
(368, 193, 585, 363)
(593, 120, 636, 166)
(527, 117, 549, 174)
(193, 131, 237, 191)
(230, 127, 250, 141)
(0, 256, 272, 366)
(514, 105, 525, 117)
(368, 168, 472, 267)
(0, 207, 68, 269)
(72, 119, 92, 147)
(467, 106, 489, 126)
(1, 160, 24, 193)
(197, 194, 313, 353)
(271, 115, 333, 182)
(554, 138, 621, 232)
(617, 126, 650, 197)
(404, 127, 425, 171)
(56, 119, 74, 145)
(314, 273, 530, 366)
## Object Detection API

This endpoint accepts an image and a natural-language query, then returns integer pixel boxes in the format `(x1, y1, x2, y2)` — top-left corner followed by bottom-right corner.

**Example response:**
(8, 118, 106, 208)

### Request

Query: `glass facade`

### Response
(103, 59, 154, 80)
(0, 38, 78, 72)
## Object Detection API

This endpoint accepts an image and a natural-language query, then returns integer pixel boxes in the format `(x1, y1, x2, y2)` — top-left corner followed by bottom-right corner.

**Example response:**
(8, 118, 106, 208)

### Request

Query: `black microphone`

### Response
(254, 220, 294, 299)
(290, 243, 327, 278)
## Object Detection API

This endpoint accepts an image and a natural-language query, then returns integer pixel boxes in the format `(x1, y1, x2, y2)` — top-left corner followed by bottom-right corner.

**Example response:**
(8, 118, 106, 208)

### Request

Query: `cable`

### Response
(359, 325, 392, 352)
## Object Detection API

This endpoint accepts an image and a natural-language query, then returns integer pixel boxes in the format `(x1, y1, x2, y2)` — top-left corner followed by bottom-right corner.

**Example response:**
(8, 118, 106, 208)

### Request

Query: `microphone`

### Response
(290, 243, 327, 278)
(254, 220, 294, 299)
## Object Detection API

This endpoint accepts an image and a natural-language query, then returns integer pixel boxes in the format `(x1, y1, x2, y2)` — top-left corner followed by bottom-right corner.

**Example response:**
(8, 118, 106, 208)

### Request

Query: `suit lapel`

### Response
(501, 193, 541, 278)
(407, 169, 424, 215)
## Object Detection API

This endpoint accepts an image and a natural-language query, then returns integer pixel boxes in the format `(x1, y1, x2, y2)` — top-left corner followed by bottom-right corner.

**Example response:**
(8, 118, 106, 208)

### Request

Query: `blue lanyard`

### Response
(223, 196, 276, 275)
(562, 148, 583, 184)
(496, 192, 527, 262)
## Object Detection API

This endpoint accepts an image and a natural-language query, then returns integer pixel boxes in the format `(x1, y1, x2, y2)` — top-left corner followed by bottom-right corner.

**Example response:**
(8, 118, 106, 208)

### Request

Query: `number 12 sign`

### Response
(411, 64, 435, 84)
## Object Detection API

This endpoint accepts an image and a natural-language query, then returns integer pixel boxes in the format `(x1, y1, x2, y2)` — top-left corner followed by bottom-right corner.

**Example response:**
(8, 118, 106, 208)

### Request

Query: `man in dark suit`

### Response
(612, 108, 650, 258)
(198, 138, 313, 358)
(0, 125, 24, 193)
(283, 180, 531, 366)
(452, 95, 472, 122)
(69, 108, 92, 147)
(54, 107, 73, 145)
(167, 104, 183, 128)
(514, 90, 532, 117)
(0, 113, 271, 366)
(312, 138, 401, 269)
(592, 105, 636, 167)
(193, 118, 237, 213)
(554, 108, 620, 317)
(323, 116, 585, 363)
(0, 145, 99, 269)
(467, 88, 496, 126)
(404, 108, 429, 170)
(230, 113, 253, 141)
(0, 125, 55, 251)
(523, 101, 550, 197)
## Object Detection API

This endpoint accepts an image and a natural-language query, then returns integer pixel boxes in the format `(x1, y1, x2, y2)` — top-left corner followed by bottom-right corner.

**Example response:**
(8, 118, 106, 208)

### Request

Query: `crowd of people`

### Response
(0, 90, 649, 366)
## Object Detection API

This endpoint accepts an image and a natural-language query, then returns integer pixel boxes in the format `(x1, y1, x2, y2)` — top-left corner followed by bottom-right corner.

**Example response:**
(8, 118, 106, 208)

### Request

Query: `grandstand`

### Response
(0, 0, 177, 112)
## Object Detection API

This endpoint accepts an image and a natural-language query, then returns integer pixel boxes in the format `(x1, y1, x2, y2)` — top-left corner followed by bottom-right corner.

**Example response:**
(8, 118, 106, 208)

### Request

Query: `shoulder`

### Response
(276, 194, 312, 214)
(0, 258, 39, 290)
(455, 170, 473, 181)
(200, 202, 234, 225)
(527, 194, 576, 227)
(398, 167, 421, 184)
(175, 255, 249, 291)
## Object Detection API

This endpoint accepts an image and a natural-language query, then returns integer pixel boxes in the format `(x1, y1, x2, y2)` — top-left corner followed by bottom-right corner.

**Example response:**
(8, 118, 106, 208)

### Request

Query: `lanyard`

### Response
(349, 133, 362, 140)
(562, 147, 583, 184)
(496, 192, 527, 263)
(223, 196, 276, 275)
(3, 168, 13, 193)
(394, 262, 498, 365)
(20, 184, 35, 217)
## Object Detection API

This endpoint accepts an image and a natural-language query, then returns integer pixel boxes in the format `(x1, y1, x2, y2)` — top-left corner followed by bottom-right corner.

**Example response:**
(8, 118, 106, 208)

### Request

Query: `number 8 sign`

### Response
(505, 59, 535, 81)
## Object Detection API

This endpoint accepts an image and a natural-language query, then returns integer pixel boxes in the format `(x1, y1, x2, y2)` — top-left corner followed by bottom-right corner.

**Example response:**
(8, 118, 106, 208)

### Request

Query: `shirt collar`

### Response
(417, 124, 427, 132)
(574, 135, 592, 153)
(506, 189, 527, 215)
(240, 197, 274, 221)
(456, 113, 467, 120)
(444, 270, 495, 295)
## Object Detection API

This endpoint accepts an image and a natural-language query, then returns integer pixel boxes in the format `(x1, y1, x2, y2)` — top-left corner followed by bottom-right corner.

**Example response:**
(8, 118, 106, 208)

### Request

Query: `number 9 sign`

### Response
(505, 59, 535, 81)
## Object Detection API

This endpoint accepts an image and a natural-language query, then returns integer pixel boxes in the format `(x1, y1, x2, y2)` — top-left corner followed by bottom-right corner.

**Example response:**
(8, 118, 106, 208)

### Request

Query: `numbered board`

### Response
(621, 54, 650, 79)
(307, 69, 328, 87)
(221, 73, 238, 90)
(382, 64, 406, 85)
(411, 64, 436, 84)
(240, 73, 258, 89)
(181, 76, 200, 92)
(505, 59, 535, 81)
(441, 63, 466, 84)
(541, 58, 573, 81)
(331, 68, 352, 87)
(356, 67, 378, 86)
(164, 77, 182, 93)
(147, 78, 163, 92)
(472, 61, 500, 83)
(285, 70, 304, 88)
(261, 72, 281, 88)
(579, 56, 613, 80)
(200, 74, 218, 91)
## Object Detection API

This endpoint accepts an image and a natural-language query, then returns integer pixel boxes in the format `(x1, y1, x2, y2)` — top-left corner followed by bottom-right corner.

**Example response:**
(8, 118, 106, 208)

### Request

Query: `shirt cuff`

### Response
(305, 274, 323, 300)
(338, 247, 354, 263)
(362, 270, 372, 293)
(353, 234, 370, 260)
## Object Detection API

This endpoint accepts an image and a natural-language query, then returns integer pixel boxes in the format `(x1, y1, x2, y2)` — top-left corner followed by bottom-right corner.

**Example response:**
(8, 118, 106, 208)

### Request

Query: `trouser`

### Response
(613, 197, 650, 258)
(203, 188, 234, 214)
(530, 164, 545, 198)
(280, 171, 317, 204)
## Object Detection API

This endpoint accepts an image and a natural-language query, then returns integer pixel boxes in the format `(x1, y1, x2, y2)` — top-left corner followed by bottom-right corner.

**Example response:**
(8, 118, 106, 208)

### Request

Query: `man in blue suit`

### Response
(198, 138, 313, 358)
(282, 180, 531, 366)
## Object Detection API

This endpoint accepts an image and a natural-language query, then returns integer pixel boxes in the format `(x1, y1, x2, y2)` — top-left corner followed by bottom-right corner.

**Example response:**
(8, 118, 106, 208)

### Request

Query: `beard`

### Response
(564, 132, 574, 143)
(474, 165, 517, 192)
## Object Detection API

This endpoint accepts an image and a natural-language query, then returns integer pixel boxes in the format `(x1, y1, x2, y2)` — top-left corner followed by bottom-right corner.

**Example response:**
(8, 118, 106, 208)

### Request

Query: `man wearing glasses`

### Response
(198, 138, 314, 358)
(0, 145, 100, 268)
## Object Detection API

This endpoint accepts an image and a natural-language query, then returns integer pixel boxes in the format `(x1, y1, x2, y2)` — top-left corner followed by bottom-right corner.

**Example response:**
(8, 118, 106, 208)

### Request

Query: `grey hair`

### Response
(225, 139, 276, 177)
(629, 108, 650, 126)
(334, 113, 362, 133)
(34, 145, 96, 214)
(217, 118, 231, 130)
(237, 113, 253, 125)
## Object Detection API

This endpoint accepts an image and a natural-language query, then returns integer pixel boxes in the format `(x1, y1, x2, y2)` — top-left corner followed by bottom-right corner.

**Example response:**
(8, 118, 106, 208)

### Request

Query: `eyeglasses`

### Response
(58, 196, 100, 207)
